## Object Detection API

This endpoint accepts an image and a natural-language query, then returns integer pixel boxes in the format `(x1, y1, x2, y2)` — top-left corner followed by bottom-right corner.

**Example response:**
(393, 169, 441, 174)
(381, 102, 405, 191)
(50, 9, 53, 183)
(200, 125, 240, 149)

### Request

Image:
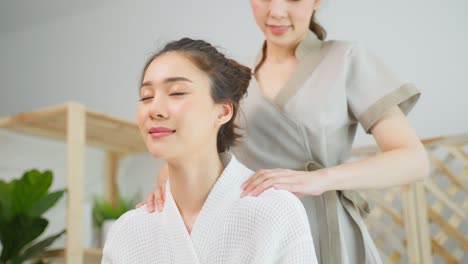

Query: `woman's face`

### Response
(137, 52, 227, 160)
(250, 0, 320, 47)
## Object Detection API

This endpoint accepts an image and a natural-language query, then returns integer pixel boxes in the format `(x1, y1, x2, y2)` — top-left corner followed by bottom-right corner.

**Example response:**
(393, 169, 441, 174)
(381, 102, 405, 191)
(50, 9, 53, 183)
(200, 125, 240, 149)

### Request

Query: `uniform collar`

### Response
(253, 31, 323, 69)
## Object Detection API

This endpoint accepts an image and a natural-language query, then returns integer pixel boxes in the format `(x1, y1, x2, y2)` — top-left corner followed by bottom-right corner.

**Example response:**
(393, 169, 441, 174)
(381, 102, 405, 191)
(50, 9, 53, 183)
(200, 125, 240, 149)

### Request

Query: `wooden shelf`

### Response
(0, 102, 146, 154)
(34, 248, 103, 264)
(0, 102, 146, 263)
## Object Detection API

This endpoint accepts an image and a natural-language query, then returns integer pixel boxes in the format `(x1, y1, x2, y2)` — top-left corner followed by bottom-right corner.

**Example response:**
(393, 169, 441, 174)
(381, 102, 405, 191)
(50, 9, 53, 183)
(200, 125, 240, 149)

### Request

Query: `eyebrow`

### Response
(141, 77, 193, 88)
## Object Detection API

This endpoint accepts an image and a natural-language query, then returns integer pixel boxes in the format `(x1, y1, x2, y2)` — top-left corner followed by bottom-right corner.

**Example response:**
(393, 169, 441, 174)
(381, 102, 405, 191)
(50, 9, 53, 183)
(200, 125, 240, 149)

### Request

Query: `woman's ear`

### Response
(313, 0, 321, 10)
(216, 101, 234, 126)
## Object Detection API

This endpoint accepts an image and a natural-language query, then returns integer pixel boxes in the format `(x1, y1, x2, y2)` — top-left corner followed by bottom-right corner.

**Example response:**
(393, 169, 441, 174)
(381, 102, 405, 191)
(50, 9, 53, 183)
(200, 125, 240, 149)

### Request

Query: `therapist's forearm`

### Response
(322, 145, 429, 191)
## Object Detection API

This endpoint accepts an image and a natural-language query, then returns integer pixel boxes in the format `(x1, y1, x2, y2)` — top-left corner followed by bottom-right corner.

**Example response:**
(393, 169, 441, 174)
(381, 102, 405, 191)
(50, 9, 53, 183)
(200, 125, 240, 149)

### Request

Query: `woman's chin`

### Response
(147, 148, 170, 160)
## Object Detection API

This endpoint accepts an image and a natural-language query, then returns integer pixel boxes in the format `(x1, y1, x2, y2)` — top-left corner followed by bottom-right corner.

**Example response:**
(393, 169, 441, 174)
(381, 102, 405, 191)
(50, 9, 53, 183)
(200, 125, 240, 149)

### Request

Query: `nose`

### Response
(269, 0, 287, 19)
(148, 94, 168, 120)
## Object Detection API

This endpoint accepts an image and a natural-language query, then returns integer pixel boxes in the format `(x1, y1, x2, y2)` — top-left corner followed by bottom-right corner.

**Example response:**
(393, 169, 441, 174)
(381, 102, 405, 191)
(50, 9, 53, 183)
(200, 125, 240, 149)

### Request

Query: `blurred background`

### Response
(0, 0, 467, 262)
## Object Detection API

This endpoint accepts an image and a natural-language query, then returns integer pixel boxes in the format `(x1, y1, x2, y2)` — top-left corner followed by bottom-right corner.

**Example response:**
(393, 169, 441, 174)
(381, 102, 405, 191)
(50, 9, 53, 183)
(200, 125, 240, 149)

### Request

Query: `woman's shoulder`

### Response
(258, 189, 307, 214)
(107, 206, 164, 237)
(239, 189, 308, 224)
(228, 155, 304, 216)
(229, 189, 311, 244)
(120, 205, 159, 221)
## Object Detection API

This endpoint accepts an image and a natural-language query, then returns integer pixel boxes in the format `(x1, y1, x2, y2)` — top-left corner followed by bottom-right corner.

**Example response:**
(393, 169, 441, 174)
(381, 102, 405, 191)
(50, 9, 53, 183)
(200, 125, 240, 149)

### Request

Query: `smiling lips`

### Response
(267, 25, 290, 36)
(149, 127, 176, 138)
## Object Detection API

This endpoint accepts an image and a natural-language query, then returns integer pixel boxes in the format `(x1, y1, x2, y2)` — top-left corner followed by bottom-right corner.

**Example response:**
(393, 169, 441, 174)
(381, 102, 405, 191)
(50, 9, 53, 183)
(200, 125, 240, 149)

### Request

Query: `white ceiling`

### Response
(0, 0, 116, 36)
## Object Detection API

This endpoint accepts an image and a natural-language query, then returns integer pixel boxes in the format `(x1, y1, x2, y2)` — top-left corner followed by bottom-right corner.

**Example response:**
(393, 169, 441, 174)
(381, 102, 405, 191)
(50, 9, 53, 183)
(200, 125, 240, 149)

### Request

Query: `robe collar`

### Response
(164, 153, 251, 261)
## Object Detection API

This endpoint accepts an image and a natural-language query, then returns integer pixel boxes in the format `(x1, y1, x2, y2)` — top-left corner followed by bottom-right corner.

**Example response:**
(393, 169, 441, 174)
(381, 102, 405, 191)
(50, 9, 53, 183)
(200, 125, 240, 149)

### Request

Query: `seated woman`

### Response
(102, 38, 317, 264)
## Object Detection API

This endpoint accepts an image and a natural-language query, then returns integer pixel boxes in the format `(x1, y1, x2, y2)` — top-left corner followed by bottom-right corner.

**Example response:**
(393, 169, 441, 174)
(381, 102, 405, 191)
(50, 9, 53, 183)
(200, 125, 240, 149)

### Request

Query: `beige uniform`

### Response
(232, 32, 420, 264)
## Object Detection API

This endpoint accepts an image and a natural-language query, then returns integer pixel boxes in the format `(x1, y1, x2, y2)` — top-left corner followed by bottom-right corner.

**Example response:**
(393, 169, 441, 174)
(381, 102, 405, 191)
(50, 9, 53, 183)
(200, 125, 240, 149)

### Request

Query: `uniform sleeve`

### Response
(345, 45, 420, 133)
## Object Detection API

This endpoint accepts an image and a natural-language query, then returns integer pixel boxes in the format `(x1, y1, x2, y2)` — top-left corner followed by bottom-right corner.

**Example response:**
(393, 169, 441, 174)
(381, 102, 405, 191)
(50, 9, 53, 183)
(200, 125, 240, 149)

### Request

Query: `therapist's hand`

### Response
(241, 168, 330, 198)
(135, 172, 167, 213)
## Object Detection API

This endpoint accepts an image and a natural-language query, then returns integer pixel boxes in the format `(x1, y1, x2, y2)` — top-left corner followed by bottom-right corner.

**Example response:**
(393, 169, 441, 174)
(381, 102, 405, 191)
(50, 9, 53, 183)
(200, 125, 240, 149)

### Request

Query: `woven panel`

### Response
(352, 134, 468, 263)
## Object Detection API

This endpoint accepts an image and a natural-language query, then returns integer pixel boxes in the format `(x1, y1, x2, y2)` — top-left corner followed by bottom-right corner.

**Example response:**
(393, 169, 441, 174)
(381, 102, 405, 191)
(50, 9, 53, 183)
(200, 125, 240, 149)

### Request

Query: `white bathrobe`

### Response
(102, 154, 317, 264)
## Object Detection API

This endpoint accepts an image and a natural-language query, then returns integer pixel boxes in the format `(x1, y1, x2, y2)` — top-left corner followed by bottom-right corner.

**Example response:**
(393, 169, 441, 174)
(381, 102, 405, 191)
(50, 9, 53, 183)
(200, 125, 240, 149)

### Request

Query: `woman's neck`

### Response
(167, 147, 224, 229)
(264, 41, 298, 63)
(264, 43, 295, 63)
(263, 31, 310, 63)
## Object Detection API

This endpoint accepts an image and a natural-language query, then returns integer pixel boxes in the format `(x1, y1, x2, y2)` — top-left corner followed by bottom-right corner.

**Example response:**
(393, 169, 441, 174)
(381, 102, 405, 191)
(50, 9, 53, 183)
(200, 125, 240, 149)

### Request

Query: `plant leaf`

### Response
(16, 230, 65, 263)
(0, 216, 48, 262)
(0, 180, 13, 223)
(27, 190, 65, 218)
(12, 170, 53, 215)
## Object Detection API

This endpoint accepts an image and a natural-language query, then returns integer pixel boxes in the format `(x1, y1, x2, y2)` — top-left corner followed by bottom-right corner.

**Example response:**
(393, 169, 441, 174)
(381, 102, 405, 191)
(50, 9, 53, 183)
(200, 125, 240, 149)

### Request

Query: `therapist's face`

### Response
(137, 52, 223, 160)
(250, 0, 320, 47)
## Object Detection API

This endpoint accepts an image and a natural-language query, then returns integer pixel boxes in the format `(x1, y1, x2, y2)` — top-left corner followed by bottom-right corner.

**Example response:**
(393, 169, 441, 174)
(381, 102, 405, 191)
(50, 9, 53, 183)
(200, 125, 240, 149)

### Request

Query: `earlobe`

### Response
(313, 0, 322, 10)
(217, 102, 234, 126)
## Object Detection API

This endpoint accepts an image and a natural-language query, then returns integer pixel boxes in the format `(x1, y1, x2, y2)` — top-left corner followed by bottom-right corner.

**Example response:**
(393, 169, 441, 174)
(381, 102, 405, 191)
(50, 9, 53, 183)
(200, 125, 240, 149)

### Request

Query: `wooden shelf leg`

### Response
(105, 151, 120, 207)
(402, 182, 433, 264)
(66, 103, 86, 264)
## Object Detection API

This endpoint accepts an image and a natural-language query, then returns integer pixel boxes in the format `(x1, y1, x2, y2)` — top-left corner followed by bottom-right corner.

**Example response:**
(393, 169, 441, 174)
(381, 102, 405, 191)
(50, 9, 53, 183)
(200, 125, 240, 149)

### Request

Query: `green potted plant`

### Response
(0, 169, 66, 264)
(92, 193, 139, 245)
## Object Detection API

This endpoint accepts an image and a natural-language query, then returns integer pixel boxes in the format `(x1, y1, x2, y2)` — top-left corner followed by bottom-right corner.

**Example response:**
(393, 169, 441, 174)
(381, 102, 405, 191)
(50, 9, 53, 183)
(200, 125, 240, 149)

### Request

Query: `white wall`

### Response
(0, 0, 467, 248)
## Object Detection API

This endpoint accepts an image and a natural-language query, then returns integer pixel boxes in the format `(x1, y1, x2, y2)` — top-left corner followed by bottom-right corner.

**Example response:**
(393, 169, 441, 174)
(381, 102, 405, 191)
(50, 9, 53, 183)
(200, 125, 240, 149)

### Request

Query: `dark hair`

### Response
(141, 38, 252, 153)
(309, 12, 326, 40)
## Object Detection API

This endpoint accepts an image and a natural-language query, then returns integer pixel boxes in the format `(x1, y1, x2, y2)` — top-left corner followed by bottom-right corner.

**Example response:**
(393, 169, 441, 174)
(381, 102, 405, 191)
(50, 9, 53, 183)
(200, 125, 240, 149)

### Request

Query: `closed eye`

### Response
(139, 96, 153, 102)
(170, 93, 187, 96)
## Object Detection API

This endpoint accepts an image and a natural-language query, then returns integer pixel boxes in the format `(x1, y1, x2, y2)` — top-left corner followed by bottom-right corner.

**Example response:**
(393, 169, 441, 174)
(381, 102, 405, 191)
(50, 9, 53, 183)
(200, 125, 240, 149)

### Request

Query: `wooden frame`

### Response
(0, 102, 146, 263)
(353, 133, 468, 263)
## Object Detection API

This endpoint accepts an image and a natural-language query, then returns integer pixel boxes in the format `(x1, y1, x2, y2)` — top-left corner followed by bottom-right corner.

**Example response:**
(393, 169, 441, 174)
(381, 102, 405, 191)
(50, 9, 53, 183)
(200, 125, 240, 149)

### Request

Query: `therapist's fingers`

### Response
(249, 171, 298, 197)
(294, 193, 305, 199)
(135, 201, 146, 208)
(154, 176, 167, 212)
(145, 193, 156, 212)
(241, 170, 269, 197)
(241, 169, 283, 197)
(242, 169, 273, 190)
(273, 183, 303, 194)
(154, 184, 166, 212)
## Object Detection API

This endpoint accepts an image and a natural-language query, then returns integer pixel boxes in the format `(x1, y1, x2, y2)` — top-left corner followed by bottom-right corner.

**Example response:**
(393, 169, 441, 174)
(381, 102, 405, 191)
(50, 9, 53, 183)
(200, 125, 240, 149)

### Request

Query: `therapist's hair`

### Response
(310, 12, 326, 40)
(141, 38, 252, 153)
